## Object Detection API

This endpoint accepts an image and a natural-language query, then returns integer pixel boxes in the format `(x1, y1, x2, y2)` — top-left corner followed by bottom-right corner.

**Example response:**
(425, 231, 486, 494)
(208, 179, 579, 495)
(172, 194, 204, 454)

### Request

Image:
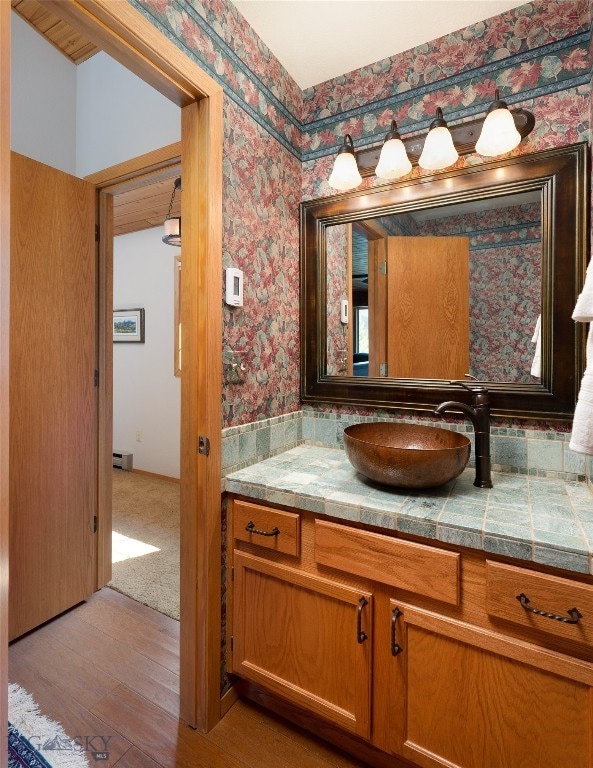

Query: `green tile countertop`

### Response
(225, 444, 593, 576)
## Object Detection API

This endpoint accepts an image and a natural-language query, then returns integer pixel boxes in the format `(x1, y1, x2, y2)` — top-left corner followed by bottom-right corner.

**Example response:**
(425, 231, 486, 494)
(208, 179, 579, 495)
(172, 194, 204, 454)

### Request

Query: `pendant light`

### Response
(475, 89, 522, 157)
(328, 134, 362, 191)
(162, 177, 181, 246)
(375, 120, 412, 180)
(418, 108, 458, 171)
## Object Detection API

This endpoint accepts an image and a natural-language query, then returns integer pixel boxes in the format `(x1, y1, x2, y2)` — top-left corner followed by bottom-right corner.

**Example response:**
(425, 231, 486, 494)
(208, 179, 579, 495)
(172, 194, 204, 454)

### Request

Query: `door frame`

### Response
(0, 2, 10, 762)
(5, 0, 224, 734)
(88, 143, 183, 590)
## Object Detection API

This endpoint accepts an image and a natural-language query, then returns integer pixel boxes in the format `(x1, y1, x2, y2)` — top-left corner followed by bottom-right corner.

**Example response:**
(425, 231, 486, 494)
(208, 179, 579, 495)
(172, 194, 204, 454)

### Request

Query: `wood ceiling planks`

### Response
(11, 0, 100, 64)
(113, 174, 181, 238)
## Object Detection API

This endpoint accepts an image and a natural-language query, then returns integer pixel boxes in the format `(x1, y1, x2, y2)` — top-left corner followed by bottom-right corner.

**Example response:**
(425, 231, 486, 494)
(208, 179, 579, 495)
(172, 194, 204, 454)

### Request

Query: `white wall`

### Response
(113, 228, 181, 478)
(76, 52, 180, 177)
(10, 13, 77, 174)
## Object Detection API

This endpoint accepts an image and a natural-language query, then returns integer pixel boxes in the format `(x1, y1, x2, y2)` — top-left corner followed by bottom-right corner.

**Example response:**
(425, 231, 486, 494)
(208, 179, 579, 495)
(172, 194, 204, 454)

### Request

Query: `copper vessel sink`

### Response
(343, 423, 471, 489)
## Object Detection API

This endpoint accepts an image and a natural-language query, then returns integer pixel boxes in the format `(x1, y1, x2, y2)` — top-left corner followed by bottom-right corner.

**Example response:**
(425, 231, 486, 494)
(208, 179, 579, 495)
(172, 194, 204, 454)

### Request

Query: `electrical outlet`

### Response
(135, 430, 142, 442)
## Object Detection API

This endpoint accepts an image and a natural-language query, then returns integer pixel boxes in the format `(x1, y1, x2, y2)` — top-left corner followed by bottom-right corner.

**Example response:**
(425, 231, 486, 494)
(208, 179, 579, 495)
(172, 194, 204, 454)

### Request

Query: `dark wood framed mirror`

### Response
(301, 143, 589, 419)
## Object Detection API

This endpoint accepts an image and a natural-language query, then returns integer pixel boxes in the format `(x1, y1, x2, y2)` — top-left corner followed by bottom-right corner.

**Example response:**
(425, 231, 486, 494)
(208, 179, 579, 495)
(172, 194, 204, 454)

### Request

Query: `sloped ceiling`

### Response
(112, 170, 181, 238)
(11, 0, 99, 64)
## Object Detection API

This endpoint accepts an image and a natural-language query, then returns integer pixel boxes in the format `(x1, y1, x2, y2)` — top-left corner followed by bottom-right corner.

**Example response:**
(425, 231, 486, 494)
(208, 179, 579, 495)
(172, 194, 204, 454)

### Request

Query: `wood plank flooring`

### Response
(8, 588, 367, 768)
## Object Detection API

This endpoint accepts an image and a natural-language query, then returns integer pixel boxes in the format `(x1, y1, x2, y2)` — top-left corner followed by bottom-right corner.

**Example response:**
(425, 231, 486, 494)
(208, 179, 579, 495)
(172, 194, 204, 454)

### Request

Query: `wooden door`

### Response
(232, 550, 373, 738)
(9, 152, 97, 640)
(0, 2, 9, 760)
(387, 236, 469, 379)
(387, 602, 593, 768)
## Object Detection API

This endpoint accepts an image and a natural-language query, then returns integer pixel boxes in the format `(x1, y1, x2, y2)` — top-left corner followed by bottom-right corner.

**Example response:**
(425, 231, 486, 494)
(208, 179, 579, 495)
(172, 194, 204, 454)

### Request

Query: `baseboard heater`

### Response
(113, 451, 133, 471)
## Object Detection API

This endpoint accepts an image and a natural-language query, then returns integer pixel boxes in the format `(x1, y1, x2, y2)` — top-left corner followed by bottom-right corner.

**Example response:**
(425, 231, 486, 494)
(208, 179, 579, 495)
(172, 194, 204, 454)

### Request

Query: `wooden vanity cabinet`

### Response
(228, 496, 593, 768)
(384, 600, 593, 768)
(230, 501, 374, 738)
(232, 549, 373, 739)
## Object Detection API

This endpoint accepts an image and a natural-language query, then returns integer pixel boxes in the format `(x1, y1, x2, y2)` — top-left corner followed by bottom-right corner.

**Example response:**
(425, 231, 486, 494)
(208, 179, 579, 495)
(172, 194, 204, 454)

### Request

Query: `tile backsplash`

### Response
(221, 411, 302, 479)
(222, 409, 592, 487)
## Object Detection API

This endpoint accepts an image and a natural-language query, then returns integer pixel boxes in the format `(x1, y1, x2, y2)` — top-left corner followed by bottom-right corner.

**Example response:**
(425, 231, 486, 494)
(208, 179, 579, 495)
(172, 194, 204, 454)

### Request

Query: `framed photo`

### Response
(113, 308, 145, 343)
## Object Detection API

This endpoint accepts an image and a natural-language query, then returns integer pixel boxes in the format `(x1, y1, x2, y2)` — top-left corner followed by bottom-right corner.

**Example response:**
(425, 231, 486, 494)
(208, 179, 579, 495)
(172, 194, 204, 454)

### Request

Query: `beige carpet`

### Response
(110, 469, 180, 620)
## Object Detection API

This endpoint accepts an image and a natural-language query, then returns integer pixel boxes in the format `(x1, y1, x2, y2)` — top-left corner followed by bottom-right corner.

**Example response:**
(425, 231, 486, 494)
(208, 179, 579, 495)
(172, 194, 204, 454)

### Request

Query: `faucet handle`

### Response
(450, 380, 487, 393)
(450, 381, 489, 408)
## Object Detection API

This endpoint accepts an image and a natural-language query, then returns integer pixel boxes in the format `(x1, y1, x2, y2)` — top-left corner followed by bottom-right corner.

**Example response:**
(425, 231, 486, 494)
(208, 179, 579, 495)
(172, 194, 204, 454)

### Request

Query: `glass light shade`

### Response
(418, 125, 458, 170)
(375, 138, 412, 180)
(328, 151, 362, 191)
(162, 216, 181, 246)
(475, 107, 521, 156)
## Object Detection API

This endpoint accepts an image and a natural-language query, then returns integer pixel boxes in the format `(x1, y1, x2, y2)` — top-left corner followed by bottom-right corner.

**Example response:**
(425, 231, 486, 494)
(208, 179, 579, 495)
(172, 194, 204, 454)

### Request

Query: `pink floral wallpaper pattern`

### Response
(325, 225, 349, 375)
(302, 1, 589, 122)
(134, 0, 302, 154)
(131, 0, 590, 431)
(222, 99, 302, 424)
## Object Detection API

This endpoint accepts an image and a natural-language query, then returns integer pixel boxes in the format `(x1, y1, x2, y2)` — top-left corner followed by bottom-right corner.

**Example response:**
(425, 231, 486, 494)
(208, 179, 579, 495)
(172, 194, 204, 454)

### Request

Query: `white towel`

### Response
(530, 314, 541, 378)
(569, 323, 593, 455)
(573, 259, 593, 322)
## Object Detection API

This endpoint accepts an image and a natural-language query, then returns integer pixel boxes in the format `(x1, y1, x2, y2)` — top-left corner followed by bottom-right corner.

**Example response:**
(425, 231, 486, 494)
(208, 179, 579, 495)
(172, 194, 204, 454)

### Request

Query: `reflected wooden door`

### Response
(9, 152, 97, 640)
(387, 236, 469, 380)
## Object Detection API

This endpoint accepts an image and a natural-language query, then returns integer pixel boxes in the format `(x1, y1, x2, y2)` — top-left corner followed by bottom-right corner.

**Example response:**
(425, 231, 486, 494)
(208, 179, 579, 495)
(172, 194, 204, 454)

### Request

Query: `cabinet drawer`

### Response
(315, 519, 459, 605)
(233, 499, 300, 556)
(487, 561, 593, 645)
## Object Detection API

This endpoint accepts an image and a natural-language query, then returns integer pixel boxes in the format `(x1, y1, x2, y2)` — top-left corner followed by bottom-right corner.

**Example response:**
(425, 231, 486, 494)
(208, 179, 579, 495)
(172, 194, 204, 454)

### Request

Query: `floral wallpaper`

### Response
(134, 0, 303, 428)
(302, 2, 589, 120)
(325, 224, 349, 375)
(131, 0, 590, 433)
(133, 0, 302, 156)
(222, 98, 302, 425)
(469, 241, 541, 382)
(301, 1, 590, 162)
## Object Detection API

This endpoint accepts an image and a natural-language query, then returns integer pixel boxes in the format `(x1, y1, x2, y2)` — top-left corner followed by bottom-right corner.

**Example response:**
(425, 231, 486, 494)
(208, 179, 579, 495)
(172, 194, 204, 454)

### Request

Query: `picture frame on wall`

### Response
(113, 308, 145, 343)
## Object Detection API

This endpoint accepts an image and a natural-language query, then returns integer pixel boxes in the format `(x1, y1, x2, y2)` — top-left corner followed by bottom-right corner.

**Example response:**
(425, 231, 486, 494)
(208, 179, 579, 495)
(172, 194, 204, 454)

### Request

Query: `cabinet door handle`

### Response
(516, 593, 582, 624)
(245, 520, 280, 537)
(357, 597, 368, 643)
(391, 607, 403, 655)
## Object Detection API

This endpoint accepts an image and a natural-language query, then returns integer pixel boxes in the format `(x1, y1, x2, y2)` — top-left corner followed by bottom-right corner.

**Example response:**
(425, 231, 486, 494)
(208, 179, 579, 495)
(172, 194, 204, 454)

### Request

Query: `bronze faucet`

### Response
(434, 382, 493, 488)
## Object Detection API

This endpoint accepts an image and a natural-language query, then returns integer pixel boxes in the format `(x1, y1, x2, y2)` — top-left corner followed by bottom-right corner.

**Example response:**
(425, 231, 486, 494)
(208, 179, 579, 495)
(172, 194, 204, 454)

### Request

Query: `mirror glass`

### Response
(325, 191, 542, 384)
(301, 143, 588, 419)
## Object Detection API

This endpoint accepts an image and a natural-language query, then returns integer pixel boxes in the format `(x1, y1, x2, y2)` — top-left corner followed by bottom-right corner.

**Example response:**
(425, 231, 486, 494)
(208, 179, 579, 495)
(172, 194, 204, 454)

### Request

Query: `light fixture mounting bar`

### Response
(356, 108, 535, 177)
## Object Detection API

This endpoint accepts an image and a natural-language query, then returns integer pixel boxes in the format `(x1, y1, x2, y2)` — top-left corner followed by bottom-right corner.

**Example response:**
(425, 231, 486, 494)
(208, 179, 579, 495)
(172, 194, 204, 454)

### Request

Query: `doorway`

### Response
(1, 0, 223, 735)
(108, 157, 183, 621)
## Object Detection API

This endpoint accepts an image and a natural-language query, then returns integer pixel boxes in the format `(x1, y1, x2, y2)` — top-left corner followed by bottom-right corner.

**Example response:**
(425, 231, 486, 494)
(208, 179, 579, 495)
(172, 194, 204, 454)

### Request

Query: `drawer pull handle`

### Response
(357, 597, 368, 644)
(245, 521, 280, 537)
(516, 593, 582, 624)
(391, 607, 403, 656)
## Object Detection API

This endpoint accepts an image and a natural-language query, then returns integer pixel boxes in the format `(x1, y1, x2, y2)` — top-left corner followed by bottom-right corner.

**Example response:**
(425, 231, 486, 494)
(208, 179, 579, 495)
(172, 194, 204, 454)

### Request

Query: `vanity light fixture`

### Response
(475, 89, 522, 157)
(418, 107, 459, 171)
(375, 120, 412, 180)
(328, 94, 535, 190)
(328, 134, 362, 191)
(162, 177, 181, 246)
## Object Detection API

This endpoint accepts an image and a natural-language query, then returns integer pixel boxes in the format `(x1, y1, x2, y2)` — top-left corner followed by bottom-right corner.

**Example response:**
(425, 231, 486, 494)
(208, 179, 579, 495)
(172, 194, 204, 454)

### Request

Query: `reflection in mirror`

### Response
(302, 143, 588, 419)
(326, 192, 542, 384)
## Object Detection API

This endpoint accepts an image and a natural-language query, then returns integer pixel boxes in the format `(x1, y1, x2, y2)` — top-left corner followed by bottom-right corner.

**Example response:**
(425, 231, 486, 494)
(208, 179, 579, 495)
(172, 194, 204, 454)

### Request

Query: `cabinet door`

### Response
(232, 551, 372, 738)
(387, 601, 593, 768)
